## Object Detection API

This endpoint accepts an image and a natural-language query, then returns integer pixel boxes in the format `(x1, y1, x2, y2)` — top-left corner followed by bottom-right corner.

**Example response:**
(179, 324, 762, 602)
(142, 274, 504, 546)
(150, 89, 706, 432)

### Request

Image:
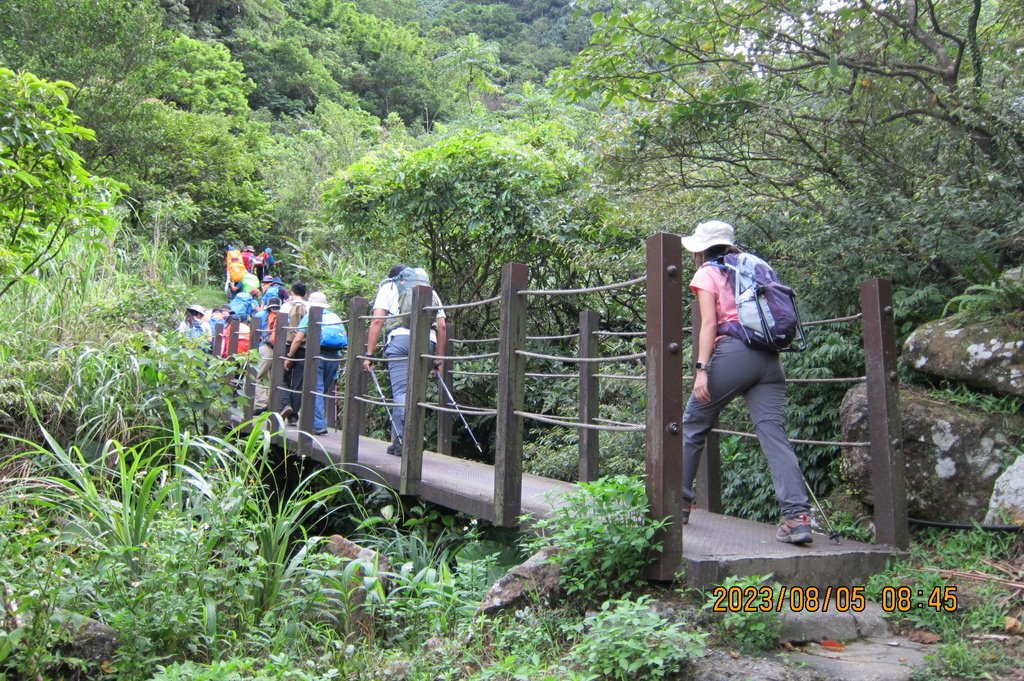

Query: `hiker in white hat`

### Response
(678, 220, 813, 545)
(177, 304, 211, 342)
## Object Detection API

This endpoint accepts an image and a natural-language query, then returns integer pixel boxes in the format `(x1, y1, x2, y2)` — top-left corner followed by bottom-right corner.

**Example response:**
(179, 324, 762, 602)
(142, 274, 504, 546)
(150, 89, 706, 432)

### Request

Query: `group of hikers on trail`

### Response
(178, 221, 814, 545)
(177, 250, 447, 447)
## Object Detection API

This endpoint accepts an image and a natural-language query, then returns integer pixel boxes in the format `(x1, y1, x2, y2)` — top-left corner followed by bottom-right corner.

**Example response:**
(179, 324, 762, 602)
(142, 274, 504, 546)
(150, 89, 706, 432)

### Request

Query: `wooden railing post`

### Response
(268, 310, 288, 444)
(692, 299, 722, 513)
(437, 337, 454, 456)
(645, 233, 685, 580)
(860, 279, 909, 548)
(341, 297, 369, 464)
(495, 263, 529, 526)
(578, 310, 600, 482)
(400, 285, 432, 495)
(298, 305, 323, 455)
(212, 320, 224, 358)
(242, 323, 259, 425)
(227, 318, 240, 356)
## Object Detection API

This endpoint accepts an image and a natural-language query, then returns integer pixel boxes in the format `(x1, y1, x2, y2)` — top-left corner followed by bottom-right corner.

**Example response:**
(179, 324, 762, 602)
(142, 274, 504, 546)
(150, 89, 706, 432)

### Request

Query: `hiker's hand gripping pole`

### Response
(366, 364, 403, 446)
(437, 375, 483, 454)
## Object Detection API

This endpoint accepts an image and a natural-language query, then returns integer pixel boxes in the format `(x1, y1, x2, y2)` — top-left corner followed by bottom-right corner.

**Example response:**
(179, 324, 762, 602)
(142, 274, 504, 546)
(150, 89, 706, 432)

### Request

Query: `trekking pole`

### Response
(367, 366, 403, 446)
(436, 374, 483, 454)
(804, 479, 841, 544)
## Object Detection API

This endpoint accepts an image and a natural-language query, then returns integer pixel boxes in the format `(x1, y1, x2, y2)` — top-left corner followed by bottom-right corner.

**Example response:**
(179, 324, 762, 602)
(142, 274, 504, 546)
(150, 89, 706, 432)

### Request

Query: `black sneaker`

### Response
(777, 515, 813, 545)
(314, 428, 328, 436)
(386, 441, 402, 457)
(286, 417, 298, 427)
(681, 503, 695, 525)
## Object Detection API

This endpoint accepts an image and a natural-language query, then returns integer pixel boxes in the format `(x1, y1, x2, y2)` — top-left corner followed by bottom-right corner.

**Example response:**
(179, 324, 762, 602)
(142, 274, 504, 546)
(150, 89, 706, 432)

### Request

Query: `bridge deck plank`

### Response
(252, 419, 902, 589)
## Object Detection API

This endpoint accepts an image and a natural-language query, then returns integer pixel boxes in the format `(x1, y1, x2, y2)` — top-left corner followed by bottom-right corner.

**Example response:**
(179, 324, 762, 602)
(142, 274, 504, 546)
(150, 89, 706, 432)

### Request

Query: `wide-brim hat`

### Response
(186, 304, 206, 316)
(262, 275, 275, 282)
(681, 220, 736, 253)
(265, 297, 282, 310)
(306, 291, 329, 308)
(244, 245, 255, 252)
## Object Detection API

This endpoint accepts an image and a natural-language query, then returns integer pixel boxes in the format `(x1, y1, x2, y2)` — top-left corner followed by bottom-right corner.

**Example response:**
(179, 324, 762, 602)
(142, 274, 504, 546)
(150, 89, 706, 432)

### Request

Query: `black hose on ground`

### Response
(908, 516, 1024, 532)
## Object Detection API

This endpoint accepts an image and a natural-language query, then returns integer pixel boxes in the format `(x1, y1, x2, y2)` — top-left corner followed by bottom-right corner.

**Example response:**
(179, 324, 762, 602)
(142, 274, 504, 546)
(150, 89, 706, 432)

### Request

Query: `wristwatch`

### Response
(694, 361, 708, 371)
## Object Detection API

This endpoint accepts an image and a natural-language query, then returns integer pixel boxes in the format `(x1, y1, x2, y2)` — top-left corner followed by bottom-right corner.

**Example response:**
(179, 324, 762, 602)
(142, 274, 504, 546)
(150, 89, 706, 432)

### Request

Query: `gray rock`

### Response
(689, 649, 826, 681)
(779, 602, 890, 643)
(59, 614, 119, 665)
(477, 546, 561, 615)
(785, 638, 929, 681)
(985, 454, 1024, 524)
(903, 315, 1024, 398)
(841, 383, 1024, 522)
(323, 534, 392, 637)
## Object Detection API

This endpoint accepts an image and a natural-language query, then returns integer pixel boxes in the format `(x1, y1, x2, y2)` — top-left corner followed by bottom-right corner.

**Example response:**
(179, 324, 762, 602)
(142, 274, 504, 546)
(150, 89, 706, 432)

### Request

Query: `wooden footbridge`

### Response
(223, 233, 908, 586)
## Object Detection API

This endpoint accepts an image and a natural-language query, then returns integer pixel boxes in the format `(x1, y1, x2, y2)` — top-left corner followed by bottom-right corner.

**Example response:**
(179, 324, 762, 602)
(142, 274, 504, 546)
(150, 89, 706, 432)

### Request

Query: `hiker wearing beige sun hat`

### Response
(678, 219, 813, 545)
(177, 304, 211, 341)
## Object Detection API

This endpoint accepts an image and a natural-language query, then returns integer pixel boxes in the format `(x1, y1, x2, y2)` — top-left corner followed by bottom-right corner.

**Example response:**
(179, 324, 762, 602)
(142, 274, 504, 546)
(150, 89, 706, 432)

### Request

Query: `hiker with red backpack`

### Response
(241, 245, 256, 272)
(253, 247, 275, 279)
(679, 220, 813, 545)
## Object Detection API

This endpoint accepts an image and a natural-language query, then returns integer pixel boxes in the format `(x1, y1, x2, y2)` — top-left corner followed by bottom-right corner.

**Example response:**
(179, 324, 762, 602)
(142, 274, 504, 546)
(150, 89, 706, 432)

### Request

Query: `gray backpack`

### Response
(383, 267, 432, 336)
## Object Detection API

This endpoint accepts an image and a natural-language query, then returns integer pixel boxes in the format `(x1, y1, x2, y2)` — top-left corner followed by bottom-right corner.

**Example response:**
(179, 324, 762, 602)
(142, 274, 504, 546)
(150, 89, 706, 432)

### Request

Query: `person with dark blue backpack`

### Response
(679, 220, 813, 545)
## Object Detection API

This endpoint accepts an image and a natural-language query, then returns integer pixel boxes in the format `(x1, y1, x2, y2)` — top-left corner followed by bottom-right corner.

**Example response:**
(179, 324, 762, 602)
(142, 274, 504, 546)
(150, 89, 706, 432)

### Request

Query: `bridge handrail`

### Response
(425, 295, 499, 311)
(518, 274, 646, 297)
(515, 409, 645, 432)
(515, 349, 646, 364)
(417, 402, 498, 416)
(711, 426, 871, 448)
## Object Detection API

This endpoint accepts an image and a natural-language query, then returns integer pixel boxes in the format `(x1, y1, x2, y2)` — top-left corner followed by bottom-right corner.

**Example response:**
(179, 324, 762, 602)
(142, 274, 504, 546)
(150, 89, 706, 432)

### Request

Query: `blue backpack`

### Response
(706, 252, 806, 353)
(228, 292, 255, 321)
(319, 312, 348, 349)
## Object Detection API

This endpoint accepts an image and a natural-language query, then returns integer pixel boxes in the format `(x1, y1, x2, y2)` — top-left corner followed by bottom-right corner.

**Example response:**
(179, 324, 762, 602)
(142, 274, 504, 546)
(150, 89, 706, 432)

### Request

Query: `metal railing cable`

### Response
(593, 417, 644, 428)
(417, 402, 498, 416)
(515, 410, 646, 432)
(515, 349, 646, 364)
(359, 311, 411, 321)
(519, 275, 646, 297)
(425, 295, 499, 311)
(711, 426, 870, 448)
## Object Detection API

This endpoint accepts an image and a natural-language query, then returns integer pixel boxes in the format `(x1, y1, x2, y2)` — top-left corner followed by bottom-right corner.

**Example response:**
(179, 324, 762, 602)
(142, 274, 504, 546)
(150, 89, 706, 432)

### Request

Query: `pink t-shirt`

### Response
(689, 264, 739, 326)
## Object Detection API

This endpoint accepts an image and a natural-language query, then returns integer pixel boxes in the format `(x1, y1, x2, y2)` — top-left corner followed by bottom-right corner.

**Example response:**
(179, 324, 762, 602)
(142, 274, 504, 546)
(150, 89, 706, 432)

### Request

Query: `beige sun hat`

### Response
(306, 291, 330, 308)
(186, 304, 206, 316)
(680, 220, 736, 253)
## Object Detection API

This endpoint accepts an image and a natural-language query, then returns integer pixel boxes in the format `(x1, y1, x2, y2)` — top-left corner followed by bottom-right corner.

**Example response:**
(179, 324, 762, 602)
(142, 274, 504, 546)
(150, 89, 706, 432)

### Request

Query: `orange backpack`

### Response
(226, 249, 246, 283)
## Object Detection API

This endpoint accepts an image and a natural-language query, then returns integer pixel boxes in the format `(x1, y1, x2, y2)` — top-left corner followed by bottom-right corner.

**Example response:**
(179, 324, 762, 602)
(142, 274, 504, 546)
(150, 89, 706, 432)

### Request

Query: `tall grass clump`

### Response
(0, 416, 380, 678)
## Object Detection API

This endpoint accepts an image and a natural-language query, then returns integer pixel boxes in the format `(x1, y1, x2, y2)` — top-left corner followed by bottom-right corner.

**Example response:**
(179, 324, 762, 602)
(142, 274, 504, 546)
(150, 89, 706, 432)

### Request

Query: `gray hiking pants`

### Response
(383, 334, 436, 442)
(682, 336, 810, 519)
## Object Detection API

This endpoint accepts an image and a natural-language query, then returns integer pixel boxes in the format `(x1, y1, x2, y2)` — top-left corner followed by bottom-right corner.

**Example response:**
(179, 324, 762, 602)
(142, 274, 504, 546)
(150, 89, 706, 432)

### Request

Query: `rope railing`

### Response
(526, 332, 580, 341)
(356, 354, 406, 364)
(514, 410, 646, 432)
(358, 311, 411, 321)
(803, 312, 862, 327)
(594, 330, 648, 338)
(711, 427, 870, 448)
(515, 349, 646, 364)
(417, 402, 498, 416)
(519, 274, 646, 297)
(786, 376, 867, 384)
(451, 337, 500, 345)
(595, 373, 646, 381)
(353, 394, 402, 409)
(421, 351, 499, 362)
(593, 417, 644, 428)
(451, 369, 497, 378)
(425, 295, 499, 311)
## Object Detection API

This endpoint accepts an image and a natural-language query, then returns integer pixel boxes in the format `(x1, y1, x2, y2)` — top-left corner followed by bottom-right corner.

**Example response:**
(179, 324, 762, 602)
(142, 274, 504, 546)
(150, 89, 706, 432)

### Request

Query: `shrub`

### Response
(565, 595, 706, 680)
(523, 475, 668, 602)
(702, 574, 782, 653)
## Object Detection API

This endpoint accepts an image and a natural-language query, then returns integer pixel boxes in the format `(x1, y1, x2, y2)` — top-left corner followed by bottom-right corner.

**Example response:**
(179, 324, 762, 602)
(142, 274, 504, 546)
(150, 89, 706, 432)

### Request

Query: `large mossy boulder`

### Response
(840, 383, 1024, 523)
(903, 314, 1024, 398)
